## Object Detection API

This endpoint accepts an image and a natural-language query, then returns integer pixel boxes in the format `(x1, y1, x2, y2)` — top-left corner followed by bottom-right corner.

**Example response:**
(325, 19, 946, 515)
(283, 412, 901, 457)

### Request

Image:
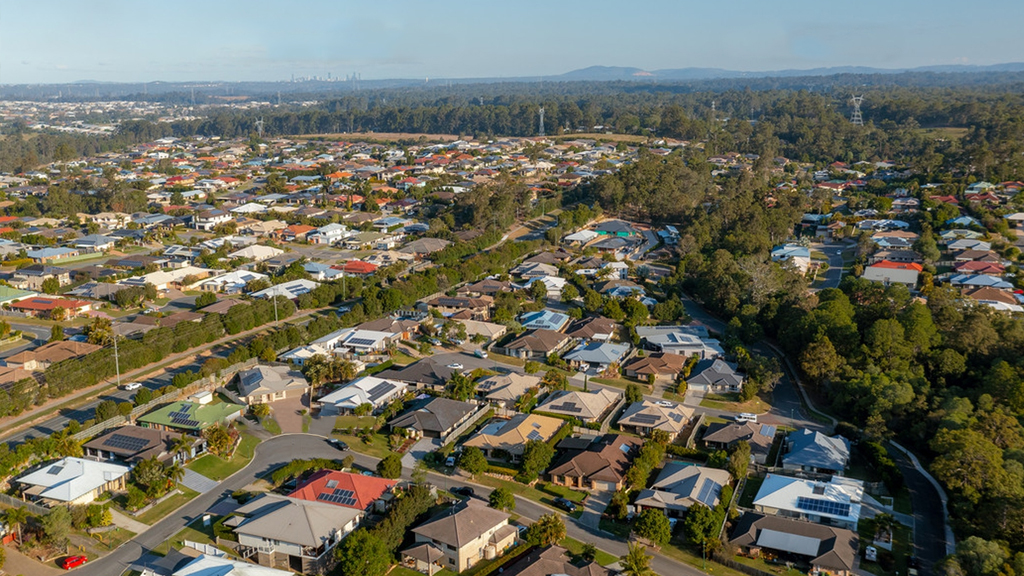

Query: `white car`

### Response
(123, 382, 143, 391)
(447, 363, 464, 370)
(655, 400, 675, 407)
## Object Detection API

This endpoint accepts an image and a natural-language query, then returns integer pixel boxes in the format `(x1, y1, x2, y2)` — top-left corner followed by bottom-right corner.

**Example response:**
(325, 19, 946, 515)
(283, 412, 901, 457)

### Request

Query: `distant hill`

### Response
(548, 63, 1024, 81)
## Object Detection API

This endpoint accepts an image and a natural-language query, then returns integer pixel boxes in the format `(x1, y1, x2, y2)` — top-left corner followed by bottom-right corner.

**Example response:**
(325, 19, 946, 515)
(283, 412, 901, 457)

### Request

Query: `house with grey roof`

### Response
(388, 397, 483, 441)
(702, 422, 776, 464)
(617, 400, 693, 440)
(403, 501, 518, 573)
(16, 457, 131, 507)
(236, 364, 310, 405)
(729, 512, 859, 576)
(317, 376, 408, 416)
(230, 493, 362, 574)
(535, 388, 622, 424)
(494, 329, 574, 360)
(634, 463, 733, 517)
(782, 429, 851, 475)
(561, 341, 630, 371)
(687, 359, 744, 395)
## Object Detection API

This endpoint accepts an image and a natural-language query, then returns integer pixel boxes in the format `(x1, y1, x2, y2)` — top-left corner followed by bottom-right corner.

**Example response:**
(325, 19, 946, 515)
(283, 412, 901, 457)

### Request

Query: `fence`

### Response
(712, 554, 777, 576)
(0, 492, 48, 516)
(440, 403, 492, 444)
(71, 357, 259, 443)
(184, 539, 226, 557)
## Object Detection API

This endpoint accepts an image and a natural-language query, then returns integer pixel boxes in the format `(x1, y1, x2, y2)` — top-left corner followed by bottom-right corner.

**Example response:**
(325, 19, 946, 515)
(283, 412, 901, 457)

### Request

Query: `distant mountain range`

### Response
(549, 63, 1024, 82)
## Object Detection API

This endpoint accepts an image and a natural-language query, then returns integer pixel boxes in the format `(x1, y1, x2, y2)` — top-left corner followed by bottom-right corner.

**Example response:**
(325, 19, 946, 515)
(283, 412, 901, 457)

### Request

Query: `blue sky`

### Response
(2, 0, 1022, 84)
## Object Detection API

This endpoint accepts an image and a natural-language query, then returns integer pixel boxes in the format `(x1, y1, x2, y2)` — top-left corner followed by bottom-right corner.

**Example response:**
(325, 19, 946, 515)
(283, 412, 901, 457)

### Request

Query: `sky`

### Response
(2, 0, 1023, 84)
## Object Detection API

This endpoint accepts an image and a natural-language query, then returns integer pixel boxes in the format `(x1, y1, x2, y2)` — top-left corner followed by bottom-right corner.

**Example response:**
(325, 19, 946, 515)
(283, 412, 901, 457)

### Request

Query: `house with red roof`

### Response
(289, 469, 397, 512)
(273, 224, 316, 242)
(9, 297, 92, 319)
(954, 261, 1006, 275)
(332, 260, 378, 277)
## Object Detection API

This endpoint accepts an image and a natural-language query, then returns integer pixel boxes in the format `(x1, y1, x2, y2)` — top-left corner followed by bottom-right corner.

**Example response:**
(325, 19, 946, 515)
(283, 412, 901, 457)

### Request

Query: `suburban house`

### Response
(3, 340, 101, 371)
(198, 270, 269, 294)
(250, 279, 321, 300)
(494, 329, 574, 360)
(10, 264, 70, 291)
(622, 352, 688, 381)
(74, 234, 118, 252)
(535, 388, 622, 424)
(564, 316, 617, 342)
(782, 429, 851, 476)
(498, 545, 613, 576)
(172, 554, 295, 576)
(137, 401, 246, 433)
(687, 359, 745, 395)
(194, 209, 232, 231)
(307, 223, 350, 245)
(26, 247, 80, 263)
(289, 469, 397, 512)
(752, 474, 864, 530)
(616, 400, 693, 440)
(230, 494, 363, 574)
(519, 309, 571, 332)
(236, 364, 310, 405)
(474, 373, 541, 408)
(547, 434, 642, 491)
(862, 261, 921, 288)
(637, 326, 724, 358)
(376, 359, 461, 391)
(593, 220, 639, 237)
(402, 501, 518, 573)
(400, 237, 452, 257)
(561, 341, 631, 371)
(729, 512, 859, 576)
(462, 413, 564, 460)
(702, 422, 776, 464)
(317, 376, 408, 416)
(16, 457, 131, 506)
(83, 425, 205, 464)
(634, 463, 733, 517)
(356, 317, 421, 340)
(388, 397, 482, 441)
(426, 296, 493, 321)
(456, 279, 513, 298)
(771, 244, 812, 273)
(9, 297, 92, 319)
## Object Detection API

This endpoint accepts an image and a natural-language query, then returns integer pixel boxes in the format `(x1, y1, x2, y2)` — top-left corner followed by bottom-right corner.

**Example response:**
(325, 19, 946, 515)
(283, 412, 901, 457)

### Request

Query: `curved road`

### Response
(80, 434, 708, 576)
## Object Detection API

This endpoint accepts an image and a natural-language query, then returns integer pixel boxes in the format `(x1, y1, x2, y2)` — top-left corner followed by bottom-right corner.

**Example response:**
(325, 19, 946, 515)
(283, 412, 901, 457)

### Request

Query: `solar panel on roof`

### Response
(760, 424, 777, 437)
(631, 414, 660, 424)
(795, 497, 851, 517)
(696, 478, 720, 507)
(527, 430, 544, 441)
(334, 489, 355, 498)
(102, 434, 150, 453)
(366, 382, 393, 402)
(347, 338, 377, 347)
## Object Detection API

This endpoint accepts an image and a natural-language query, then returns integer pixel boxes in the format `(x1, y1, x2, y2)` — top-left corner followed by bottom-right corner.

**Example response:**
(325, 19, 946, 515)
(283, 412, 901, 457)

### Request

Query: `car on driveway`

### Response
(328, 439, 349, 451)
(552, 497, 577, 513)
(60, 556, 88, 570)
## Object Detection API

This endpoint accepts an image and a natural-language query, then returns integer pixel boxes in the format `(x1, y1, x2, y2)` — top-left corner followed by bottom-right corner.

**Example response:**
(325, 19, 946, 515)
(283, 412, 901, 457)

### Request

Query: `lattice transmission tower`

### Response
(850, 95, 864, 126)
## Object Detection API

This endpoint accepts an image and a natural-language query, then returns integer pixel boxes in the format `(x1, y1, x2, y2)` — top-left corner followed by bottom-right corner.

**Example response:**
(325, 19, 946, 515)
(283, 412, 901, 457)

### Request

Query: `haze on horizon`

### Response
(2, 0, 1022, 85)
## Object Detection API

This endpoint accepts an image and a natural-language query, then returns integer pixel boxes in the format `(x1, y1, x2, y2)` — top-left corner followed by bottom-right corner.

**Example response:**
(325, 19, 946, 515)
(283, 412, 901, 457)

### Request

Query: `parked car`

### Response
(60, 556, 88, 570)
(328, 439, 349, 451)
(736, 412, 758, 423)
(447, 363, 464, 370)
(474, 349, 488, 359)
(552, 497, 577, 513)
(450, 486, 475, 498)
(428, 338, 442, 346)
(123, 382, 143, 391)
(445, 455, 457, 467)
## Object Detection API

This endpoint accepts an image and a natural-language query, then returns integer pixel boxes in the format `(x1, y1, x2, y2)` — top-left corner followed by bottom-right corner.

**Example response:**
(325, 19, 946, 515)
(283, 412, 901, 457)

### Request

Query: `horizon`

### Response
(2, 0, 1023, 84)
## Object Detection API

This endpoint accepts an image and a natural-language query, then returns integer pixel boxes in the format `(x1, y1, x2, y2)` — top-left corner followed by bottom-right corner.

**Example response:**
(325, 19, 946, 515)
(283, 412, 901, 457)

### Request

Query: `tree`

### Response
(625, 382, 644, 404)
(530, 279, 548, 301)
(251, 403, 271, 419)
(95, 399, 118, 422)
(604, 299, 625, 321)
(446, 371, 475, 401)
(4, 507, 29, 545)
(633, 508, 672, 547)
(49, 324, 64, 342)
(519, 439, 555, 482)
(170, 435, 193, 462)
(458, 446, 488, 477)
(133, 456, 169, 496)
(40, 505, 72, 547)
(583, 289, 604, 313)
(134, 387, 153, 406)
(377, 453, 403, 479)
(561, 284, 580, 303)
(203, 424, 234, 456)
(728, 441, 752, 480)
(166, 462, 185, 487)
(41, 277, 61, 295)
(194, 292, 217, 308)
(608, 489, 630, 520)
(620, 542, 656, 576)
(682, 503, 716, 546)
(525, 513, 565, 546)
(488, 487, 516, 511)
(334, 529, 392, 576)
(580, 543, 598, 563)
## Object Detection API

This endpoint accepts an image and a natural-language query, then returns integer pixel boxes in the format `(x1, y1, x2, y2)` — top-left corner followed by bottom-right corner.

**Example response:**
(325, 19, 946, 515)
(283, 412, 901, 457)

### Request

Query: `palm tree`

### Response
(171, 436, 194, 463)
(165, 462, 185, 489)
(251, 403, 271, 419)
(620, 542, 655, 576)
(873, 512, 897, 542)
(527, 514, 566, 546)
(4, 507, 29, 546)
(54, 431, 83, 458)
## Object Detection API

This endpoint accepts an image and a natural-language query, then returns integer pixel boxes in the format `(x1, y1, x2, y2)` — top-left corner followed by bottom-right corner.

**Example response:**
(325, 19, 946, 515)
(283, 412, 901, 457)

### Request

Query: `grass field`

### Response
(260, 416, 282, 435)
(469, 474, 587, 518)
(738, 476, 764, 508)
(559, 536, 619, 566)
(134, 487, 199, 525)
(187, 433, 260, 481)
(331, 431, 392, 459)
(699, 392, 771, 414)
(332, 415, 378, 430)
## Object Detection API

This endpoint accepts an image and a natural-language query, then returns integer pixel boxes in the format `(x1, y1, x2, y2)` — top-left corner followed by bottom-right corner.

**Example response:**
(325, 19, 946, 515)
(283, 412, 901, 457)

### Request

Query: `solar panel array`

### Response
(760, 424, 777, 437)
(347, 337, 377, 347)
(550, 401, 582, 413)
(630, 414, 660, 425)
(168, 407, 200, 428)
(367, 382, 394, 402)
(317, 488, 358, 507)
(795, 497, 851, 517)
(527, 430, 544, 441)
(102, 434, 150, 453)
(696, 478, 720, 507)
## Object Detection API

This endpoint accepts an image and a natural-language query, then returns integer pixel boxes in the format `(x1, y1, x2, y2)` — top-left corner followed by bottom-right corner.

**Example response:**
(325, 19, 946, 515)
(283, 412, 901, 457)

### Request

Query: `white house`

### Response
(752, 474, 864, 530)
(194, 209, 232, 231)
(318, 376, 408, 415)
(198, 270, 269, 294)
(250, 279, 320, 300)
(228, 244, 285, 262)
(771, 244, 811, 273)
(17, 457, 131, 506)
(307, 223, 351, 245)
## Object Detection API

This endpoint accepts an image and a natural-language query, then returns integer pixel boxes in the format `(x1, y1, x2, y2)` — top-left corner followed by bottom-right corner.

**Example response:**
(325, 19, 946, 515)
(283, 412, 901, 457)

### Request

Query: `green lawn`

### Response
(590, 377, 644, 390)
(470, 475, 586, 518)
(85, 526, 136, 551)
(261, 416, 282, 435)
(331, 431, 393, 459)
(892, 486, 913, 515)
(134, 487, 199, 525)
(151, 520, 219, 557)
(187, 433, 260, 481)
(540, 482, 589, 504)
(661, 538, 751, 576)
(486, 352, 526, 367)
(391, 351, 419, 365)
(302, 413, 312, 433)
(332, 415, 378, 431)
(857, 521, 911, 576)
(598, 517, 632, 539)
(698, 392, 771, 414)
(560, 536, 619, 566)
(730, 553, 807, 576)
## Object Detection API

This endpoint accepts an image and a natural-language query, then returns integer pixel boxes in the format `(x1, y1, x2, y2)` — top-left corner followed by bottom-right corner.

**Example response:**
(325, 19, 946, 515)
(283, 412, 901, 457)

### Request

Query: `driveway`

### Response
(580, 491, 611, 530)
(271, 394, 310, 434)
(403, 437, 442, 469)
(180, 469, 219, 494)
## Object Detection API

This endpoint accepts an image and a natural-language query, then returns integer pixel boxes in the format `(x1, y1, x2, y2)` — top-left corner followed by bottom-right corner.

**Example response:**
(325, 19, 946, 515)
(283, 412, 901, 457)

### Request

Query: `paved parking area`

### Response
(272, 394, 310, 434)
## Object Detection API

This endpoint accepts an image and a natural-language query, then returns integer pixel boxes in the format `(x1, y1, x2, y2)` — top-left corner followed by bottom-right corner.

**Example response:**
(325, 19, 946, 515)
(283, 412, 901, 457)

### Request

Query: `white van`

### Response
(736, 412, 758, 423)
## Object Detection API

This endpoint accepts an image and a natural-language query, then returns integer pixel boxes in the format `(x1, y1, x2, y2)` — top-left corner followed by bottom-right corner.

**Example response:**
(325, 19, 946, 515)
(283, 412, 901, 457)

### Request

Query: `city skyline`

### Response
(2, 0, 1023, 84)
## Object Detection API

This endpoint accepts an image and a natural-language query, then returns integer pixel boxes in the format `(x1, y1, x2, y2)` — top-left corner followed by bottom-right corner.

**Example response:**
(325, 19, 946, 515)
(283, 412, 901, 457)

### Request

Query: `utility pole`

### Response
(113, 334, 121, 388)
(273, 294, 279, 323)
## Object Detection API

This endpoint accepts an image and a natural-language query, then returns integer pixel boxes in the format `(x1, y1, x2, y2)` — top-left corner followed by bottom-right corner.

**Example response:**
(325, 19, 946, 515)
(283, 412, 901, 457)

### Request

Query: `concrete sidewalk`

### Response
(109, 508, 150, 535)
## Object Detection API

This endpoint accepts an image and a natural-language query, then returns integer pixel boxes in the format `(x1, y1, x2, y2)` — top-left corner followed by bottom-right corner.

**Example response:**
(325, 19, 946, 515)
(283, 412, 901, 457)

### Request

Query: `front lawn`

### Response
(330, 431, 392, 459)
(134, 487, 199, 525)
(857, 521, 911, 576)
(590, 377, 645, 390)
(469, 475, 586, 518)
(738, 476, 764, 508)
(332, 415, 378, 431)
(699, 392, 771, 414)
(559, 536, 619, 566)
(187, 433, 260, 481)
(260, 416, 282, 435)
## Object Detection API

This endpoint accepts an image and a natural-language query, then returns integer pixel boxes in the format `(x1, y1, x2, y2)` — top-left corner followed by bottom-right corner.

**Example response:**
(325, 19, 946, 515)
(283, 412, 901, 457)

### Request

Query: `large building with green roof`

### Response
(0, 285, 37, 306)
(137, 400, 246, 432)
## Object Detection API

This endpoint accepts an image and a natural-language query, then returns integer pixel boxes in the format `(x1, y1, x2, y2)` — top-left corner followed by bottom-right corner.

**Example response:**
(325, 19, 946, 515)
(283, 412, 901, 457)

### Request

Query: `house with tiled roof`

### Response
(388, 397, 483, 441)
(236, 364, 310, 405)
(729, 512, 859, 576)
(4, 340, 101, 371)
(289, 469, 397, 512)
(547, 434, 642, 492)
(403, 501, 517, 573)
(494, 329, 573, 360)
(462, 413, 564, 460)
(617, 400, 693, 440)
(9, 297, 92, 319)
(474, 373, 540, 408)
(622, 352, 688, 381)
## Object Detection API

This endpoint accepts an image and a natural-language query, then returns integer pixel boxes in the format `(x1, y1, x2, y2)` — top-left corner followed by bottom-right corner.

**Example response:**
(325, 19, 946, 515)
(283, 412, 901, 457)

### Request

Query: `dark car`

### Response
(552, 497, 577, 513)
(328, 439, 349, 451)
(450, 486, 475, 498)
